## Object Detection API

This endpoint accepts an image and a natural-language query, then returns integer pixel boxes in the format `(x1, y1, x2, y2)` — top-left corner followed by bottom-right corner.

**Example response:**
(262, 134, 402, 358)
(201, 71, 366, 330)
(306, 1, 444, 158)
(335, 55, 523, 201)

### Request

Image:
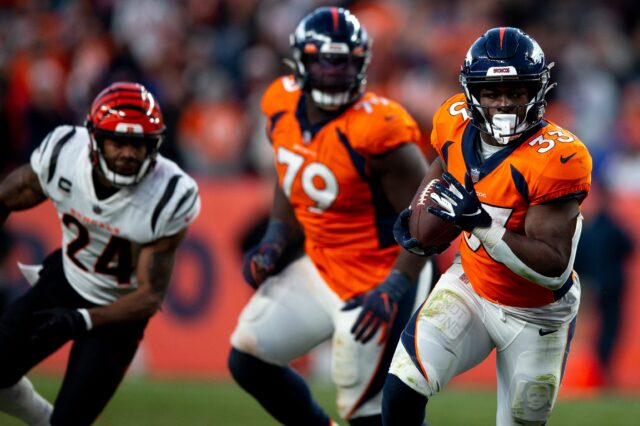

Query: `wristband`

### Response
(261, 219, 290, 248)
(77, 308, 93, 331)
(471, 221, 506, 252)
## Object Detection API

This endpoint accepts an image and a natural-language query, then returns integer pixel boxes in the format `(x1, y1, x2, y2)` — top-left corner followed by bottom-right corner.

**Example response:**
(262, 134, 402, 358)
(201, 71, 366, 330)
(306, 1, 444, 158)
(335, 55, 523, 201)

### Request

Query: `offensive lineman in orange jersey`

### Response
(384, 28, 592, 425)
(229, 7, 435, 426)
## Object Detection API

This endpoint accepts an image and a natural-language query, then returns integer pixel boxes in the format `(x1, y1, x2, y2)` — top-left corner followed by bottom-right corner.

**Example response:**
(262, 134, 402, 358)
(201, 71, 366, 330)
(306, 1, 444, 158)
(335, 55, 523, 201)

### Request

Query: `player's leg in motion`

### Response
(0, 252, 83, 425)
(335, 262, 434, 426)
(228, 349, 333, 425)
(495, 317, 576, 426)
(382, 268, 494, 426)
(382, 373, 428, 426)
(0, 377, 52, 426)
(50, 319, 147, 425)
(229, 257, 337, 425)
(0, 307, 53, 426)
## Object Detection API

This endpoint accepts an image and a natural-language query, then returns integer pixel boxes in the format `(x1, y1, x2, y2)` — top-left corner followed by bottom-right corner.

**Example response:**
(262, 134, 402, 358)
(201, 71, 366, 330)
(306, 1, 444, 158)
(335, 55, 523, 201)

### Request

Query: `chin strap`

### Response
(96, 154, 153, 188)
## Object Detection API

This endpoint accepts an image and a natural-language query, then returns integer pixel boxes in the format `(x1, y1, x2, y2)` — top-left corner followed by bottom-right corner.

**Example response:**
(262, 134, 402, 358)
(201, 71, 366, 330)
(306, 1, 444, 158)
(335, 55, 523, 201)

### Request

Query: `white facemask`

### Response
(310, 89, 351, 111)
(488, 114, 518, 145)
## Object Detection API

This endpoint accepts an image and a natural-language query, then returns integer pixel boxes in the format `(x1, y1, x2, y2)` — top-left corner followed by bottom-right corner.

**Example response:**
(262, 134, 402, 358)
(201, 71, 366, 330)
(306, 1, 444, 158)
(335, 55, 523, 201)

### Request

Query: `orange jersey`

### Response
(261, 76, 422, 299)
(431, 94, 592, 307)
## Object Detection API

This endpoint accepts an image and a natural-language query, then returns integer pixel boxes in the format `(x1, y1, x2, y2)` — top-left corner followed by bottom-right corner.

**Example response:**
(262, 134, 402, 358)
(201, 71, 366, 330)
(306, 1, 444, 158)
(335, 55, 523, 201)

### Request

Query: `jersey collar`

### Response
(294, 93, 350, 143)
(461, 121, 547, 183)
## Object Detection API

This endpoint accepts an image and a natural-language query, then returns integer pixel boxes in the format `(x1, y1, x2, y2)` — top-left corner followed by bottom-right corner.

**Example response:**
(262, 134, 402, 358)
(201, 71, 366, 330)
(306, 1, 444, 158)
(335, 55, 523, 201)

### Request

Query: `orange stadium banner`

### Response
(3, 178, 640, 393)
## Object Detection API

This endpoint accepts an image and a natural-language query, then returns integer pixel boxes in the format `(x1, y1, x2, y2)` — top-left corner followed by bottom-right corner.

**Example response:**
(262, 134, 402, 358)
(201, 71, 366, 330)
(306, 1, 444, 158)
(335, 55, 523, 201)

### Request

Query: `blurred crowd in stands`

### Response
(1, 0, 640, 186)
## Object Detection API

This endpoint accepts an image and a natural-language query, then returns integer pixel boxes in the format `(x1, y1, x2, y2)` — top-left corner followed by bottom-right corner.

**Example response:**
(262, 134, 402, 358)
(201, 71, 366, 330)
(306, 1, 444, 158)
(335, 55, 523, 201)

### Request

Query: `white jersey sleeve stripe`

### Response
(38, 131, 55, 161)
(151, 174, 182, 233)
(171, 188, 198, 220)
(46, 127, 76, 184)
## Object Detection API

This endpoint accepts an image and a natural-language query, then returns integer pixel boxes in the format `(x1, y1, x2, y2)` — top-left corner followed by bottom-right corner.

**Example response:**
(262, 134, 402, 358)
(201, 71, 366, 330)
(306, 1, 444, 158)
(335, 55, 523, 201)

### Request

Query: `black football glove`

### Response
(31, 308, 90, 345)
(242, 219, 290, 289)
(427, 172, 492, 232)
(393, 208, 451, 256)
(342, 270, 413, 345)
(242, 242, 283, 289)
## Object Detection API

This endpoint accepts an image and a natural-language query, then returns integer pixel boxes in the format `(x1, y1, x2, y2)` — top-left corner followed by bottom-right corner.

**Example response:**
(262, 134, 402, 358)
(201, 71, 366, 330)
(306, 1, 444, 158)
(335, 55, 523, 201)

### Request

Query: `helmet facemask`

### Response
(89, 129, 163, 188)
(296, 47, 368, 110)
(86, 82, 166, 188)
(459, 27, 556, 144)
(462, 76, 551, 145)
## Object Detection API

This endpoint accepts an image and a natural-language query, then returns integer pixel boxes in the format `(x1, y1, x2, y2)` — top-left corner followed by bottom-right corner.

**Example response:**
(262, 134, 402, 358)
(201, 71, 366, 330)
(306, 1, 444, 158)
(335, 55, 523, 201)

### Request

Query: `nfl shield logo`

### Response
(470, 168, 480, 183)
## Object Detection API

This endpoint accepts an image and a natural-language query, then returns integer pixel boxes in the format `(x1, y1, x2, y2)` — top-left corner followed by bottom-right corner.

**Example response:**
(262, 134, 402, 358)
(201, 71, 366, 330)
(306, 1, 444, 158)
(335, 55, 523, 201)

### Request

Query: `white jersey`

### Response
(30, 125, 201, 305)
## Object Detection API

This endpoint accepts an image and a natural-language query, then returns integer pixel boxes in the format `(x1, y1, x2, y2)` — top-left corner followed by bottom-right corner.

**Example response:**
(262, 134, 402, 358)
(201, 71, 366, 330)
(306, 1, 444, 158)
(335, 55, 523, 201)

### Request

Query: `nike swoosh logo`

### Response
(560, 152, 577, 163)
(539, 328, 558, 336)
(462, 209, 482, 217)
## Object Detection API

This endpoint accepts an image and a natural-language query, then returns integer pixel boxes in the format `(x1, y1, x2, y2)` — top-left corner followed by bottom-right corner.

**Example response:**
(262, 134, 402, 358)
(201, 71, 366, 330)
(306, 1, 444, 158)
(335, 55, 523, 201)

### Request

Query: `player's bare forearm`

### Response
(0, 164, 47, 225)
(373, 143, 429, 280)
(88, 229, 187, 328)
(371, 143, 428, 212)
(271, 182, 304, 240)
(392, 248, 427, 282)
(502, 201, 580, 277)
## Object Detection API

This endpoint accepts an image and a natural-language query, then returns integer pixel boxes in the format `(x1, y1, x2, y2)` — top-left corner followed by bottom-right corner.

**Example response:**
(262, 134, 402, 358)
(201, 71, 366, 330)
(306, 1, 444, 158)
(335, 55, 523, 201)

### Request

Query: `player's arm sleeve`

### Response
(153, 174, 201, 238)
(260, 77, 291, 145)
(474, 145, 592, 289)
(362, 104, 421, 155)
(475, 214, 582, 290)
(30, 125, 77, 197)
(529, 145, 592, 205)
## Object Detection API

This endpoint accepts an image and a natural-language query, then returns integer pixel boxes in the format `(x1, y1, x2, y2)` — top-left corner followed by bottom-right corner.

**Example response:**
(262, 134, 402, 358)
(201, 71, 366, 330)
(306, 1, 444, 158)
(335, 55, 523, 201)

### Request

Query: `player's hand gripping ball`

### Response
(408, 176, 462, 248)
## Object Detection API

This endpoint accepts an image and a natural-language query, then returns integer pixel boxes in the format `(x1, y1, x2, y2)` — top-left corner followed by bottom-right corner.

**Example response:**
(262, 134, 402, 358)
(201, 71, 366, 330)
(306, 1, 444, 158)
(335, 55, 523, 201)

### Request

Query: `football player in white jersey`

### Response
(0, 82, 200, 425)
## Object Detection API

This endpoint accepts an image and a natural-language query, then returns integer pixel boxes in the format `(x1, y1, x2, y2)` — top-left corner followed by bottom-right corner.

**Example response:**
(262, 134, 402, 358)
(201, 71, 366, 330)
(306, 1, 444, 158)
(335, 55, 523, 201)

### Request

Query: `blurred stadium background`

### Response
(1, 0, 640, 424)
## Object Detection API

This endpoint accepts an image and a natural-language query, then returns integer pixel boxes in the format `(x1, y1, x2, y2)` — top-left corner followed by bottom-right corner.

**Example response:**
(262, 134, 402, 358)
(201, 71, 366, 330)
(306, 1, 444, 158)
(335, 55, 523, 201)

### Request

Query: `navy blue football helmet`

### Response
(289, 7, 371, 110)
(460, 27, 554, 143)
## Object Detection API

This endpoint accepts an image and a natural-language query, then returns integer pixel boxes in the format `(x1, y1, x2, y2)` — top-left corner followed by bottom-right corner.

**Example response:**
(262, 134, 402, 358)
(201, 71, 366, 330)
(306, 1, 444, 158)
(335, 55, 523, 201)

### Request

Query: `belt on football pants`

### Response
(552, 272, 574, 301)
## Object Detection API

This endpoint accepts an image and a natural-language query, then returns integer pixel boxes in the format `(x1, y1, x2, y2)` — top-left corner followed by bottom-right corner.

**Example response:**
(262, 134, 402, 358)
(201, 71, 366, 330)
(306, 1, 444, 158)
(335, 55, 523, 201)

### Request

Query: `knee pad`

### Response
(388, 342, 437, 397)
(331, 329, 360, 387)
(229, 297, 271, 356)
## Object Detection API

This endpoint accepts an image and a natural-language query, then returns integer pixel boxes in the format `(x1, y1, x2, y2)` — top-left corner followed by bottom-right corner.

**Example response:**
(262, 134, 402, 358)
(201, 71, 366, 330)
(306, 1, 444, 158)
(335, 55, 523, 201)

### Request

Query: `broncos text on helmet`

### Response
(460, 27, 555, 144)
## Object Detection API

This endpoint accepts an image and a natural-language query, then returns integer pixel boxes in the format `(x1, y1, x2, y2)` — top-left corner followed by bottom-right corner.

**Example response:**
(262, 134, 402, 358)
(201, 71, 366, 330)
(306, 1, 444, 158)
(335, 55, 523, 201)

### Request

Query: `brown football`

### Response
(408, 173, 461, 248)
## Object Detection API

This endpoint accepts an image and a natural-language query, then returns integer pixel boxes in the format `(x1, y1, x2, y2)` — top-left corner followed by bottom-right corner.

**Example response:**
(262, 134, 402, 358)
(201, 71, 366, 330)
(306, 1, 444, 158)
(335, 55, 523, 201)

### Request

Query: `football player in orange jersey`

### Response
(228, 7, 436, 426)
(384, 28, 592, 425)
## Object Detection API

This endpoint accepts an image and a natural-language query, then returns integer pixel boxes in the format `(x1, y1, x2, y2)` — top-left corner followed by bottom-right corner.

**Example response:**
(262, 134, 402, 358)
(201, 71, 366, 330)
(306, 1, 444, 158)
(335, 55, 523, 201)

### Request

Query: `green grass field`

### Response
(1, 376, 639, 425)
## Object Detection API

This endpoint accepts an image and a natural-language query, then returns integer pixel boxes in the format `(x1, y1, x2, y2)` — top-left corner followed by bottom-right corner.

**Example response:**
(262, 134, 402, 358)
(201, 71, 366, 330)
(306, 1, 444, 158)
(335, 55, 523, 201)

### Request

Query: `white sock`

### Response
(0, 377, 52, 426)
